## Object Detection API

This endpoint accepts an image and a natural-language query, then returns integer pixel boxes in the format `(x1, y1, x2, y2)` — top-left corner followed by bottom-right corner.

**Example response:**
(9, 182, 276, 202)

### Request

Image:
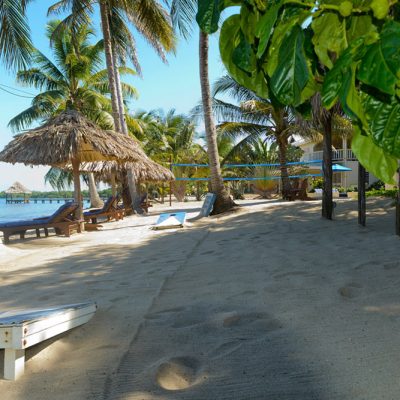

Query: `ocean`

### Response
(0, 198, 90, 222)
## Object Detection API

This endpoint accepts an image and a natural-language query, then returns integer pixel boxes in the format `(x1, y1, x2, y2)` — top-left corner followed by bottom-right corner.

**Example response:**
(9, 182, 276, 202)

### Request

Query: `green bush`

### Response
(311, 178, 323, 190)
(366, 189, 398, 199)
(367, 180, 385, 191)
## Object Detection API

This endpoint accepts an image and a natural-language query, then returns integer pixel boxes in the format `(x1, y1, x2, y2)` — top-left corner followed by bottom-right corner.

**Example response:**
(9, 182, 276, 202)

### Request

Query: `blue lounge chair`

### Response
(84, 196, 123, 224)
(0, 202, 80, 244)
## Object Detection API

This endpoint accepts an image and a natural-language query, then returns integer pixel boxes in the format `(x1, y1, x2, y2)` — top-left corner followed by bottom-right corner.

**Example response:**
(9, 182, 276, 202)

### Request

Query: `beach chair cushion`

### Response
(84, 196, 116, 216)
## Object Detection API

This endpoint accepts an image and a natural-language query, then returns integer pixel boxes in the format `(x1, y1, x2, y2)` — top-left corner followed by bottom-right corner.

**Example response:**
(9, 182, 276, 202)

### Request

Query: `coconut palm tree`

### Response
(169, 0, 235, 213)
(48, 0, 176, 212)
(0, 0, 33, 70)
(9, 20, 137, 131)
(9, 21, 137, 208)
(193, 75, 301, 199)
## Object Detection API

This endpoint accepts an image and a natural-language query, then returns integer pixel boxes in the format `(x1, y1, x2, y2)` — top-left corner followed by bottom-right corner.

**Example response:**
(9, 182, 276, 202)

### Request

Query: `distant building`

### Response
(293, 137, 378, 189)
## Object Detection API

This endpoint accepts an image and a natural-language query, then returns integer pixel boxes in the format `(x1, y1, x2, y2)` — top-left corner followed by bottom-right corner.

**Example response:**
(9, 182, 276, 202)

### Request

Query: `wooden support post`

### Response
(72, 159, 84, 231)
(169, 156, 172, 207)
(322, 112, 333, 220)
(396, 164, 400, 236)
(358, 162, 366, 227)
(4, 349, 25, 380)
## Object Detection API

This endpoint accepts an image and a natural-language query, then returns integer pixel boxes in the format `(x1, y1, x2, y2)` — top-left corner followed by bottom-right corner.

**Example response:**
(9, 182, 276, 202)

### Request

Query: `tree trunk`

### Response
(72, 159, 83, 226)
(100, 1, 142, 213)
(322, 111, 333, 219)
(199, 31, 234, 214)
(358, 162, 366, 226)
(396, 163, 400, 236)
(277, 137, 291, 200)
(99, 0, 121, 132)
(87, 173, 103, 208)
(112, 40, 143, 213)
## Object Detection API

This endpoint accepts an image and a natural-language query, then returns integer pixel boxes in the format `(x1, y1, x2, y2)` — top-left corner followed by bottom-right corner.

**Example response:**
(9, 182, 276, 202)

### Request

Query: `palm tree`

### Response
(169, 0, 235, 213)
(9, 21, 137, 208)
(199, 75, 302, 199)
(0, 0, 33, 70)
(49, 0, 176, 212)
(9, 20, 137, 131)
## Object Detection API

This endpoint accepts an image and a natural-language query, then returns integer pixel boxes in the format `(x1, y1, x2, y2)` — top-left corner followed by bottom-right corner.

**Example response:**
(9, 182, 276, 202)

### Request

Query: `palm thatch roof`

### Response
(74, 159, 174, 183)
(5, 181, 31, 194)
(0, 110, 149, 166)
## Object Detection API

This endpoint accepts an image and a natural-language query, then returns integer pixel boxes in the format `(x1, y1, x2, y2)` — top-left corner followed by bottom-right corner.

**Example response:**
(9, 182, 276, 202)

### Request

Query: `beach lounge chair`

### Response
(83, 196, 123, 224)
(0, 302, 96, 380)
(0, 202, 80, 244)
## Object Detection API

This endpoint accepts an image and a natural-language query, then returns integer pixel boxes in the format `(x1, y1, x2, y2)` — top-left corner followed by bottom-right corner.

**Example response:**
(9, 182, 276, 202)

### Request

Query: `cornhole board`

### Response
(199, 193, 217, 218)
(154, 212, 186, 230)
(0, 301, 97, 380)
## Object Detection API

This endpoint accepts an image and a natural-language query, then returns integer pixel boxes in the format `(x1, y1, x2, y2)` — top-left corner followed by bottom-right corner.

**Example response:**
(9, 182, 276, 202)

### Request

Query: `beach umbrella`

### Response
(0, 110, 151, 220)
(332, 164, 352, 172)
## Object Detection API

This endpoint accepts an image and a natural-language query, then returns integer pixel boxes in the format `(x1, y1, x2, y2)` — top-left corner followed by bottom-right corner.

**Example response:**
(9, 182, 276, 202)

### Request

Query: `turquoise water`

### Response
(0, 198, 90, 222)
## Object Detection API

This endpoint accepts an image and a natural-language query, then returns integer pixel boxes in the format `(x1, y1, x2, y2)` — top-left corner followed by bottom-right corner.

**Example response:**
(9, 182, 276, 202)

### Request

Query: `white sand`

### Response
(0, 198, 399, 399)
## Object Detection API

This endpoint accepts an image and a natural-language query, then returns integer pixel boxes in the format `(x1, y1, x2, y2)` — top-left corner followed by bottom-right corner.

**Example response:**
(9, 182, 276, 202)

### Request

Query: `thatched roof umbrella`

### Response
(5, 181, 32, 203)
(76, 159, 174, 183)
(5, 181, 32, 195)
(0, 110, 150, 220)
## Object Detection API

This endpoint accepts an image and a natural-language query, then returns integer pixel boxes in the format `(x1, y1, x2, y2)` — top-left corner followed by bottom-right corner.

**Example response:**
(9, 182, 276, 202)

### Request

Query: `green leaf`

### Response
(219, 15, 268, 98)
(346, 15, 377, 42)
(352, 127, 397, 184)
(232, 33, 254, 73)
(362, 94, 400, 158)
(264, 8, 309, 77)
(196, 0, 221, 34)
(240, 5, 259, 45)
(358, 21, 400, 95)
(255, 2, 281, 58)
(311, 12, 347, 69)
(322, 37, 365, 109)
(270, 25, 309, 106)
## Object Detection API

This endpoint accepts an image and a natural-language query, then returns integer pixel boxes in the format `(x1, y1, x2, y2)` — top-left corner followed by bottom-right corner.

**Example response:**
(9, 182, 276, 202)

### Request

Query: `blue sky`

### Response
(0, 0, 227, 191)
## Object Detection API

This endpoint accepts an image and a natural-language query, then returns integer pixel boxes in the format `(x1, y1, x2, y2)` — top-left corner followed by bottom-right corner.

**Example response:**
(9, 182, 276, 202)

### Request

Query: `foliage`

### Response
(49, 0, 176, 73)
(0, 0, 33, 70)
(311, 178, 324, 190)
(9, 21, 137, 132)
(367, 180, 385, 191)
(366, 189, 398, 199)
(196, 0, 400, 183)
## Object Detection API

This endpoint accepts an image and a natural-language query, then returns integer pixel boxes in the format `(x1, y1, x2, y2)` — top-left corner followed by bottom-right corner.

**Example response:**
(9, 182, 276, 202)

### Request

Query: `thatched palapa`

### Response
(5, 182, 32, 194)
(0, 110, 152, 220)
(0, 110, 148, 166)
(76, 159, 174, 183)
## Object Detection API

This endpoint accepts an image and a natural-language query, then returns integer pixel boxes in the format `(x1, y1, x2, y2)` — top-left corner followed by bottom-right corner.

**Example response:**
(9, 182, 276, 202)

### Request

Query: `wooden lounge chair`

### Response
(0, 202, 80, 244)
(83, 196, 123, 224)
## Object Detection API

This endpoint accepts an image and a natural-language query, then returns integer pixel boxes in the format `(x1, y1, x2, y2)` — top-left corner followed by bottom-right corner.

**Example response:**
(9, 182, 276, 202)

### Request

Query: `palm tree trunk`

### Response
(322, 110, 333, 219)
(199, 31, 234, 214)
(99, 0, 121, 133)
(277, 137, 291, 200)
(112, 49, 143, 213)
(88, 173, 103, 208)
(100, 0, 141, 213)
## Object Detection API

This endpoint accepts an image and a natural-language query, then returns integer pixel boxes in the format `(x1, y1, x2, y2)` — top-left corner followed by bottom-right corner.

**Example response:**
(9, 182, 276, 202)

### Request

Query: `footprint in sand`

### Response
(144, 307, 186, 320)
(383, 261, 400, 270)
(156, 356, 200, 391)
(222, 312, 282, 332)
(338, 282, 363, 299)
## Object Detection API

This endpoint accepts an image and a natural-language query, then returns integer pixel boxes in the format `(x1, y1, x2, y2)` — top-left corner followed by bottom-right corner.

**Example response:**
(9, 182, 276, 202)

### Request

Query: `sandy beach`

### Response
(0, 197, 399, 399)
